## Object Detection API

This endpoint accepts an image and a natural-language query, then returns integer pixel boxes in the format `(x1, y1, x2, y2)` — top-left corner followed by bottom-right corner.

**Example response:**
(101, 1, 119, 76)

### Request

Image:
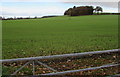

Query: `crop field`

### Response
(2, 15, 118, 59)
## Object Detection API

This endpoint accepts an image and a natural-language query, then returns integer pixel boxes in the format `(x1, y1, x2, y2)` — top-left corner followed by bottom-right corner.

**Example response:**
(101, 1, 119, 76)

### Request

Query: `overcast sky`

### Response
(1, 0, 119, 18)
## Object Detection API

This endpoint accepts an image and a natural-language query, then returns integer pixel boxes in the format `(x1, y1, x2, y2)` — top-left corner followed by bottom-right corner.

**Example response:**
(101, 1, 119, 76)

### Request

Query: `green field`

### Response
(2, 15, 118, 59)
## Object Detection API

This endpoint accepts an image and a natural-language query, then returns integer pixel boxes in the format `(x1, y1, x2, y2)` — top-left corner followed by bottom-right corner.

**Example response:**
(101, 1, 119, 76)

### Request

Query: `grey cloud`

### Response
(64, 2, 118, 8)
(59, 0, 119, 2)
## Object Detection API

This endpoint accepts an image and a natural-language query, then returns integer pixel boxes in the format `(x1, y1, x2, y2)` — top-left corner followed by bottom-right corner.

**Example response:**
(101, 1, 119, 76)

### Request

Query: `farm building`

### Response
(64, 6, 94, 16)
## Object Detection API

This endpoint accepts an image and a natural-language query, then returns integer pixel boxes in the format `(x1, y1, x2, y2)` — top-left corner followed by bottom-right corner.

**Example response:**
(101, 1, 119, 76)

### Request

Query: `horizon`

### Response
(1, 1, 119, 18)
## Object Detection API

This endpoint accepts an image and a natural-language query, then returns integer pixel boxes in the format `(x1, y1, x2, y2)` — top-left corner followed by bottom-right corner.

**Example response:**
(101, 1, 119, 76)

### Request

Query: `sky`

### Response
(1, 0, 119, 18)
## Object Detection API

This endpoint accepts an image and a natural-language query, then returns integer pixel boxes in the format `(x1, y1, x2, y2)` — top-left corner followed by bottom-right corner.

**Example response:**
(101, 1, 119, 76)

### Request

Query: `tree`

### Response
(94, 6, 103, 14)
(34, 16, 37, 19)
(64, 6, 94, 16)
(73, 6, 76, 9)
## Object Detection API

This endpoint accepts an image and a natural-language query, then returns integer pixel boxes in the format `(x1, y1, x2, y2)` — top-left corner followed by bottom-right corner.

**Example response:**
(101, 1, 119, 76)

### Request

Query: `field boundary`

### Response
(1, 49, 120, 76)
(40, 63, 120, 76)
(1, 49, 119, 63)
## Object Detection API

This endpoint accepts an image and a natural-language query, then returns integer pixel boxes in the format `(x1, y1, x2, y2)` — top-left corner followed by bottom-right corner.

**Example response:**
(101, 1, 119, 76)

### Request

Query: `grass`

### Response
(2, 15, 118, 59)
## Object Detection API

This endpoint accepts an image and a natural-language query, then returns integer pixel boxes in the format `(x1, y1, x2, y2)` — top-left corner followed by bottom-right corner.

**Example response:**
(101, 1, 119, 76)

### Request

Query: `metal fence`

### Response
(1, 49, 120, 76)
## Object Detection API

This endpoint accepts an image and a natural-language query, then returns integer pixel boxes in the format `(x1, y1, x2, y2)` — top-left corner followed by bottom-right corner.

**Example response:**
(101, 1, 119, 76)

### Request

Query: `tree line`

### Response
(0, 16, 38, 20)
(64, 6, 103, 16)
(64, 6, 120, 16)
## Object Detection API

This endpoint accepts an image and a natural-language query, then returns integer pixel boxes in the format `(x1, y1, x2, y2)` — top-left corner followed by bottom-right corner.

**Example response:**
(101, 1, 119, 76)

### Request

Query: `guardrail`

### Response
(1, 49, 120, 76)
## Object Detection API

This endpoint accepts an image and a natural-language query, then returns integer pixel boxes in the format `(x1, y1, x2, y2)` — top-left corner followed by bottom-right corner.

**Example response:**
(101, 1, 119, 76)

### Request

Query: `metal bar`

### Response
(11, 61, 31, 75)
(37, 61, 57, 72)
(1, 49, 119, 63)
(40, 63, 120, 76)
(33, 61, 35, 75)
(110, 74, 120, 77)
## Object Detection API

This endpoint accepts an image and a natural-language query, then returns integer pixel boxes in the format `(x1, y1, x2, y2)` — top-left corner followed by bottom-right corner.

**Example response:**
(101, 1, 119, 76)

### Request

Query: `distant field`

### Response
(2, 15, 118, 59)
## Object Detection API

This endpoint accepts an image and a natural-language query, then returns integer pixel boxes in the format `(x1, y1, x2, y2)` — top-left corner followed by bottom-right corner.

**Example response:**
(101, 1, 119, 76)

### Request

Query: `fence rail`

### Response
(1, 49, 120, 76)
(1, 49, 119, 63)
(40, 63, 120, 76)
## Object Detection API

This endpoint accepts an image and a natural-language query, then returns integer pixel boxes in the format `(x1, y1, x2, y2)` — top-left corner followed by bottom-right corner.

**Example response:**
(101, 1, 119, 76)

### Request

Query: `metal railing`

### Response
(40, 63, 120, 76)
(1, 49, 120, 76)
